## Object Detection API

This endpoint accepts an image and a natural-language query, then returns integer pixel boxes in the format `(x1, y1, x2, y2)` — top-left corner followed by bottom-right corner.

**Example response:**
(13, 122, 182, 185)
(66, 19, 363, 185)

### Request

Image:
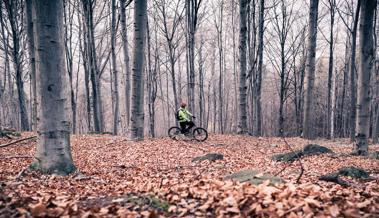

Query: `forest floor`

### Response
(0, 133, 379, 217)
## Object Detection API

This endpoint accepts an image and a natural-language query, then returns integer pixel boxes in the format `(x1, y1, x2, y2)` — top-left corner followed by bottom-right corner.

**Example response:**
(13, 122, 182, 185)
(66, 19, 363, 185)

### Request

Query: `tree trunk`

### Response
(303, 0, 319, 139)
(354, 0, 376, 155)
(82, 0, 102, 133)
(349, 1, 361, 141)
(26, 0, 37, 131)
(130, 0, 147, 140)
(5, 1, 30, 131)
(217, 1, 224, 133)
(327, 0, 335, 139)
(339, 29, 351, 137)
(279, 40, 286, 136)
(63, 0, 77, 134)
(238, 0, 248, 134)
(372, 6, 379, 144)
(198, 36, 205, 127)
(120, 0, 131, 131)
(186, 0, 196, 115)
(255, 0, 264, 136)
(31, 0, 76, 175)
(111, 0, 120, 135)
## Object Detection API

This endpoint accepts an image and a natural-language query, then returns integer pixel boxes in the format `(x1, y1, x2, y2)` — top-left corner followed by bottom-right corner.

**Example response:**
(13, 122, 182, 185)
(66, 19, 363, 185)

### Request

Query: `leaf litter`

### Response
(0, 133, 378, 217)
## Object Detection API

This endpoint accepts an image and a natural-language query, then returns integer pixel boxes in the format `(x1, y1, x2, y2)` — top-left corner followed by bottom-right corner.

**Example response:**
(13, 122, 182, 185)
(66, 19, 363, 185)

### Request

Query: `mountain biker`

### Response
(177, 102, 195, 134)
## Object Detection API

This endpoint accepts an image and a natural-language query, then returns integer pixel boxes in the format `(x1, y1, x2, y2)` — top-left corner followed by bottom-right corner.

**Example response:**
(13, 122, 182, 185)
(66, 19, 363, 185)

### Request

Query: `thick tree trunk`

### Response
(303, 0, 319, 139)
(354, 0, 376, 155)
(130, 0, 147, 140)
(238, 0, 248, 134)
(26, 0, 37, 131)
(111, 0, 119, 135)
(31, 0, 76, 175)
(120, 0, 131, 130)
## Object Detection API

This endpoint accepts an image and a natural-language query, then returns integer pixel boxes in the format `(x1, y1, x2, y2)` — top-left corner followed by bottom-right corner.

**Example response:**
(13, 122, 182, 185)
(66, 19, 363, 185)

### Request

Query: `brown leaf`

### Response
(29, 202, 46, 217)
(328, 205, 340, 217)
(46, 207, 65, 217)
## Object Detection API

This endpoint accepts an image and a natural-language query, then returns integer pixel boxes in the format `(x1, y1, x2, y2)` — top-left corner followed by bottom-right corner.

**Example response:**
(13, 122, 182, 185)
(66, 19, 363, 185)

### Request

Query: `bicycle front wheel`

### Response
(168, 127, 181, 140)
(192, 127, 208, 142)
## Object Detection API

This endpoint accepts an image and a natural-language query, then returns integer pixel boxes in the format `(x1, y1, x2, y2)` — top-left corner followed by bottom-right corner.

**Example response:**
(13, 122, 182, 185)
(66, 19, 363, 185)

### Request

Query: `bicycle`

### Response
(168, 120, 208, 142)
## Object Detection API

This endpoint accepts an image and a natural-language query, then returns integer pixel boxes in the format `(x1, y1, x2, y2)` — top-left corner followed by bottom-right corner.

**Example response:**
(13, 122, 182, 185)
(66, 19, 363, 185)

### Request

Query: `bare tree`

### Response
(238, 0, 248, 134)
(255, 0, 265, 136)
(30, 0, 76, 175)
(326, 0, 336, 139)
(213, 0, 225, 133)
(111, 0, 120, 135)
(154, 0, 184, 114)
(349, 1, 361, 141)
(120, 0, 132, 130)
(147, 15, 158, 137)
(303, 0, 320, 139)
(25, 0, 37, 131)
(63, 0, 79, 134)
(186, 0, 202, 115)
(130, 0, 147, 140)
(3, 0, 30, 131)
(354, 0, 377, 155)
(81, 0, 104, 133)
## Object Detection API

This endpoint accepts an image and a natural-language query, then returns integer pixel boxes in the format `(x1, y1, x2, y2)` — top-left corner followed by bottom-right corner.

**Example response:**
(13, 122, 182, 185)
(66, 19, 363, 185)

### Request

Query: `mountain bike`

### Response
(168, 120, 208, 142)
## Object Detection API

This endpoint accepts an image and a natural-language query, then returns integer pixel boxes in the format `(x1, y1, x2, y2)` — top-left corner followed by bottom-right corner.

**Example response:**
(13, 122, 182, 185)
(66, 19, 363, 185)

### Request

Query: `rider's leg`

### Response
(187, 121, 195, 131)
(183, 121, 194, 134)
(179, 122, 187, 133)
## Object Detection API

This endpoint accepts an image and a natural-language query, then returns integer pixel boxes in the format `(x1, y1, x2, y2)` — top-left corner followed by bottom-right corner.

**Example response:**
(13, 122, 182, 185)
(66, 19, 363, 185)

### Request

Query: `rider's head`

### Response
(180, 102, 187, 108)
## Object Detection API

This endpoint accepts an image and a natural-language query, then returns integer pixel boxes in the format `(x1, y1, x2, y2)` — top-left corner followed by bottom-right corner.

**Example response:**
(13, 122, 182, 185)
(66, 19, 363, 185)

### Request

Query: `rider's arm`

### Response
(186, 110, 193, 117)
(179, 110, 190, 121)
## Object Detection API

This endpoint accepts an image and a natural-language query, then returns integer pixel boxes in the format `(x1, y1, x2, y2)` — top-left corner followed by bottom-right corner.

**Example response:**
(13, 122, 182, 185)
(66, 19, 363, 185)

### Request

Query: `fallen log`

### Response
(0, 136, 37, 148)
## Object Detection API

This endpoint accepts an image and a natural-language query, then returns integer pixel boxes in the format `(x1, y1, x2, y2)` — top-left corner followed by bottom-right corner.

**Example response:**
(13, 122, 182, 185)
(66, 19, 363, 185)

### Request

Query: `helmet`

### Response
(180, 102, 187, 107)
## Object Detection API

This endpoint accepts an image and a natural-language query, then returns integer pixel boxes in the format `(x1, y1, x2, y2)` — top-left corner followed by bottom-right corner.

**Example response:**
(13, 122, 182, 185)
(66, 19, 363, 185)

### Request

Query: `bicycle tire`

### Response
(168, 127, 181, 140)
(192, 127, 208, 142)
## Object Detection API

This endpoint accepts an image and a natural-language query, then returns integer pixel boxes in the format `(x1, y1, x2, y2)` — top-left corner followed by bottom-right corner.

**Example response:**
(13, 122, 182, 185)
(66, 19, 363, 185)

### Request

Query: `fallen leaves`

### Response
(0, 134, 378, 217)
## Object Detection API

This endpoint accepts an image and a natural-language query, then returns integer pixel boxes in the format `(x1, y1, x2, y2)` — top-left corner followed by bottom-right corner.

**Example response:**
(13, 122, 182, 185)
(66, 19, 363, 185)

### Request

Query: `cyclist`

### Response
(177, 102, 195, 134)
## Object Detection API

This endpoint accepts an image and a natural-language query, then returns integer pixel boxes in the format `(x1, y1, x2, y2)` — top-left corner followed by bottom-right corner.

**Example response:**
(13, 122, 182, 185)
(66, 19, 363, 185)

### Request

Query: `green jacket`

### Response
(178, 108, 192, 123)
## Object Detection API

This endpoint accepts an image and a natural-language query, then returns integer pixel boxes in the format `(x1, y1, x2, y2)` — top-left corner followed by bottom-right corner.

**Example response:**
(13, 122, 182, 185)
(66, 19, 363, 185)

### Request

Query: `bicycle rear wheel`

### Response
(168, 127, 181, 140)
(192, 127, 208, 142)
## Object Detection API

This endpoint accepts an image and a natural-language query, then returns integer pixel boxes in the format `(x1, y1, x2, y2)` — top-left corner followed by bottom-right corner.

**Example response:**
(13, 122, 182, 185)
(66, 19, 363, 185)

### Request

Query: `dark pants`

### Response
(179, 121, 195, 134)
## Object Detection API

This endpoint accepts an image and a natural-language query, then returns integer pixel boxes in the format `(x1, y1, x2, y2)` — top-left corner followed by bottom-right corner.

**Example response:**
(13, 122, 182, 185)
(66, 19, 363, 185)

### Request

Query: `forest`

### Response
(0, 0, 378, 217)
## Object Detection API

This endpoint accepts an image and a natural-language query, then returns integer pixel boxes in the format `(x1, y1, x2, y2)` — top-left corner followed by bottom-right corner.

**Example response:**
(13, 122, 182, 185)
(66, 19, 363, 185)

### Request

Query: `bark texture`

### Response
(238, 0, 248, 134)
(26, 0, 37, 131)
(130, 0, 147, 140)
(31, 0, 76, 175)
(303, 0, 319, 139)
(111, 0, 119, 135)
(354, 0, 377, 155)
(120, 0, 131, 130)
